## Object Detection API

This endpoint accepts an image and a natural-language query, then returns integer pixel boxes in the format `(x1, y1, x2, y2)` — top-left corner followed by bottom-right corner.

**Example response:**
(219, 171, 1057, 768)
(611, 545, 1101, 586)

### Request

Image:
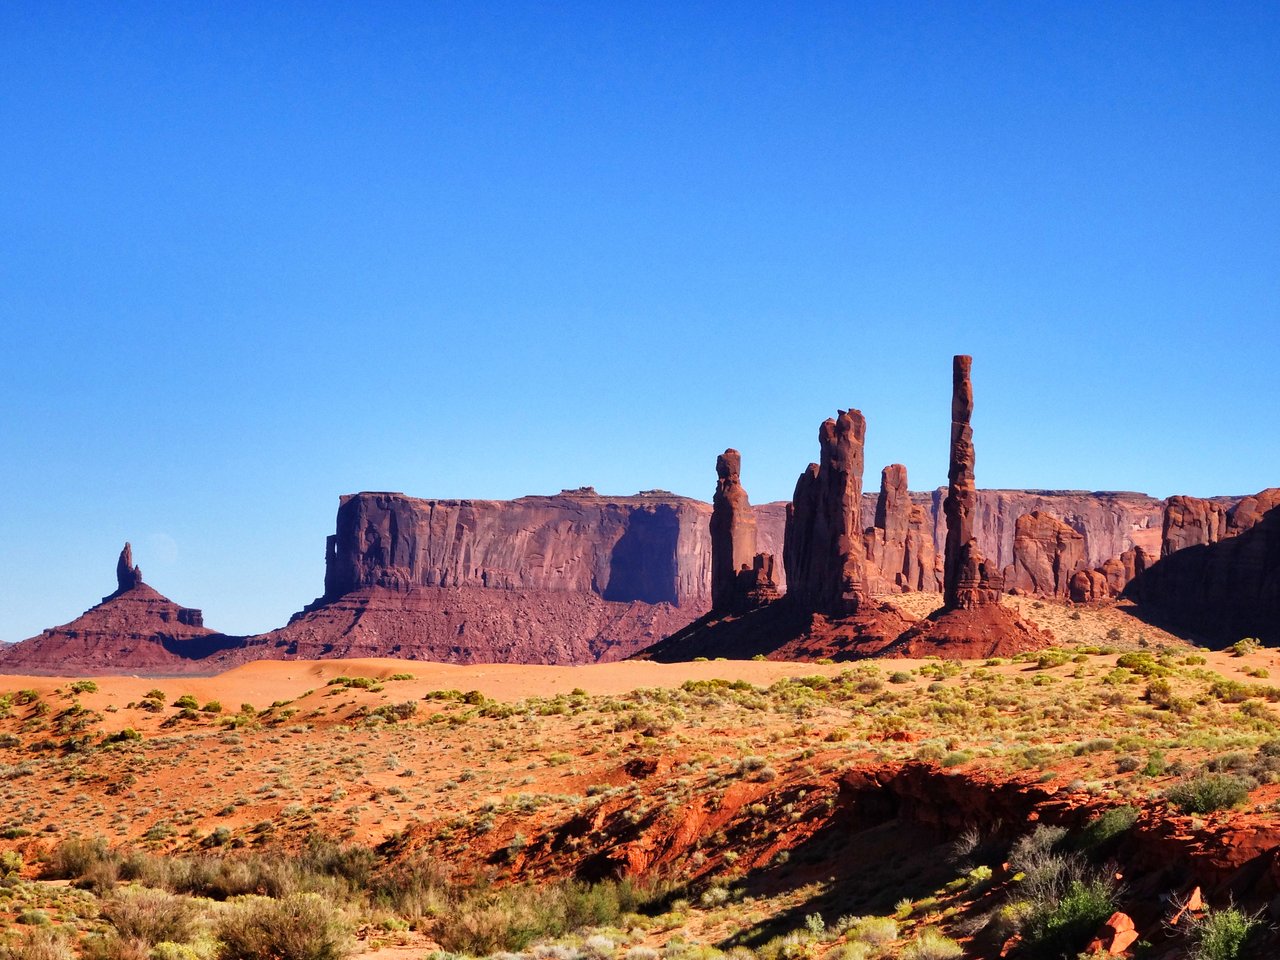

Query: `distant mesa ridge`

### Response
(1, 357, 1275, 673)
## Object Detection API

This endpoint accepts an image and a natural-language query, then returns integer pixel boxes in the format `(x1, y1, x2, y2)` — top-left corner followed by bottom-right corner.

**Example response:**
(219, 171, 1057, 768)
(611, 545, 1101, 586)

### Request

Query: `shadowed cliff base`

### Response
(635, 593, 1050, 662)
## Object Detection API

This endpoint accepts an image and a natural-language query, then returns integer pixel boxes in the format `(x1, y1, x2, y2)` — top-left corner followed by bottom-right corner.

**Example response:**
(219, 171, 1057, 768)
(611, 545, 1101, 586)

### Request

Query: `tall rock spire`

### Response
(710, 449, 759, 611)
(116, 542, 143, 593)
(942, 355, 1002, 609)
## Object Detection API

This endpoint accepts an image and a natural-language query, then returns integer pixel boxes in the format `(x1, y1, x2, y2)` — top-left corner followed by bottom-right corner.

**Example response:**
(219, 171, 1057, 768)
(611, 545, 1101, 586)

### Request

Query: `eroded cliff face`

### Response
(1127, 489, 1280, 645)
(322, 487, 1168, 611)
(322, 488, 713, 609)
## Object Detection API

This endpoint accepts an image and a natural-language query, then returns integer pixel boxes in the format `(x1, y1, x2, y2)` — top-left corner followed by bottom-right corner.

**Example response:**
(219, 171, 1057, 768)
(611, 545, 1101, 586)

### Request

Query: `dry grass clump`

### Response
(215, 893, 350, 960)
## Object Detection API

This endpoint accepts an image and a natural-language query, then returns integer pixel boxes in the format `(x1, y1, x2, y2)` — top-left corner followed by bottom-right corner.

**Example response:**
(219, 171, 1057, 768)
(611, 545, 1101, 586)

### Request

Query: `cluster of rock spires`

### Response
(2, 354, 1276, 674)
(642, 355, 1049, 661)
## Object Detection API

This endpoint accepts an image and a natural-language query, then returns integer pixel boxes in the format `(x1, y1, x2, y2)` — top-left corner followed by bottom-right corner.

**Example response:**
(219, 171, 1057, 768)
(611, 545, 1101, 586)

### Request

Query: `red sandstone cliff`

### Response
(1127, 488, 1280, 644)
(322, 488, 712, 608)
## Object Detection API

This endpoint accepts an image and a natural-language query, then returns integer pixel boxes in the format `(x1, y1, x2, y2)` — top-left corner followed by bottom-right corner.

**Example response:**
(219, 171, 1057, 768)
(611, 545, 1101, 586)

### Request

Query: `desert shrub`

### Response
(1019, 877, 1117, 958)
(1009, 825, 1067, 876)
(0, 929, 75, 960)
(216, 893, 350, 960)
(1229, 638, 1260, 657)
(70, 680, 99, 694)
(1115, 652, 1167, 677)
(173, 695, 199, 710)
(846, 916, 898, 945)
(369, 702, 417, 723)
(1209, 679, 1250, 703)
(101, 887, 199, 944)
(44, 836, 116, 880)
(201, 701, 223, 714)
(902, 928, 962, 959)
(1166, 774, 1252, 814)
(1189, 904, 1261, 960)
(1035, 650, 1071, 670)
(370, 853, 451, 920)
(436, 879, 662, 954)
(1074, 805, 1138, 854)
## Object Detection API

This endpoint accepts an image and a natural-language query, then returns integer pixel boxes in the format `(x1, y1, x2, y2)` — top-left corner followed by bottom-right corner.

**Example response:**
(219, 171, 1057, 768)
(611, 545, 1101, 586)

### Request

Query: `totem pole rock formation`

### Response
(942, 356, 1003, 610)
(113, 542, 143, 597)
(709, 449, 777, 612)
(783, 409, 871, 616)
(889, 356, 1050, 658)
(1006, 512, 1087, 599)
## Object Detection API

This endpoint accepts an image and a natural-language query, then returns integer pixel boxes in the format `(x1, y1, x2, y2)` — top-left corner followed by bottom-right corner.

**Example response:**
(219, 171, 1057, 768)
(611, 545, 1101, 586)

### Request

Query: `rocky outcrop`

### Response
(1227, 488, 1280, 535)
(1163, 496, 1228, 556)
(0, 545, 232, 675)
(1069, 568, 1111, 604)
(1127, 489, 1280, 644)
(1067, 546, 1154, 604)
(643, 409, 919, 662)
(1006, 511, 1087, 599)
(783, 410, 872, 616)
(868, 465, 910, 589)
(928, 489, 1165, 574)
(865, 466, 941, 594)
(710, 450, 756, 608)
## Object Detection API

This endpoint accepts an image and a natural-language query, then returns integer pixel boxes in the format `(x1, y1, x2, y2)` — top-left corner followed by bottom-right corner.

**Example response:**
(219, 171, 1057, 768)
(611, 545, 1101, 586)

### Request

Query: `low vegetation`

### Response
(0, 605, 1278, 957)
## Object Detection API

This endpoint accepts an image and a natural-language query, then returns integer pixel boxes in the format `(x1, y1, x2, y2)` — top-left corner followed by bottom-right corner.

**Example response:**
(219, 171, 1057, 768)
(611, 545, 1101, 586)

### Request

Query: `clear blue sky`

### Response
(2, 2, 1277, 641)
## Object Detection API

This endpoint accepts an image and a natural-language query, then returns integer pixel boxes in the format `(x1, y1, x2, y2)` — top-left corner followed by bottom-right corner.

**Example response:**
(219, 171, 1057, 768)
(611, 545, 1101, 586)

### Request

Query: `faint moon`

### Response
(146, 533, 180, 565)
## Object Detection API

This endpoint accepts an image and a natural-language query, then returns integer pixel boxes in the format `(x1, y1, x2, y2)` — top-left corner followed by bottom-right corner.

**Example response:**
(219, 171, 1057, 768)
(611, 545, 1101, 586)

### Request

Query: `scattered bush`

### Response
(0, 929, 75, 960)
(1020, 877, 1118, 958)
(216, 893, 351, 960)
(1189, 904, 1262, 960)
(1166, 774, 1252, 814)
(1074, 805, 1138, 854)
(101, 887, 199, 944)
(902, 928, 963, 959)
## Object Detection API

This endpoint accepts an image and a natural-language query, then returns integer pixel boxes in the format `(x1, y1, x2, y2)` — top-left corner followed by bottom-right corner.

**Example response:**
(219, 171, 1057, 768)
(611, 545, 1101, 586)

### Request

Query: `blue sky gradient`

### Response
(2, 2, 1277, 640)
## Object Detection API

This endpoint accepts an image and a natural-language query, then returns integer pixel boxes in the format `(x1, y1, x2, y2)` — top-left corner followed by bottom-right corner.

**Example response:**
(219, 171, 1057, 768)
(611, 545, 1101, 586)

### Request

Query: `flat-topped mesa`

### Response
(784, 409, 871, 616)
(1006, 511, 1087, 599)
(1162, 496, 1228, 557)
(115, 542, 143, 595)
(943, 355, 1003, 609)
(710, 450, 758, 610)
